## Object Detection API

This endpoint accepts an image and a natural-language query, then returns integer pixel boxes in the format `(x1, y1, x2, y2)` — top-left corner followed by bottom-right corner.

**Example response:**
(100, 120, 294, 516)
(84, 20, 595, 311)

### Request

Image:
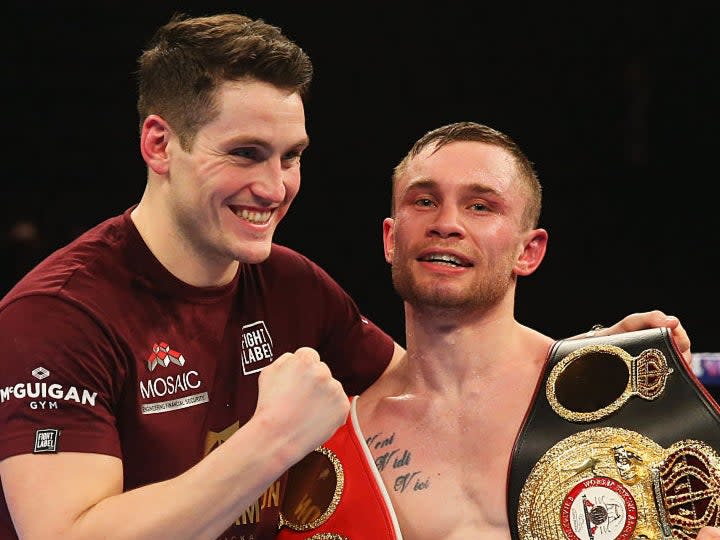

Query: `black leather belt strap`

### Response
(507, 327, 720, 540)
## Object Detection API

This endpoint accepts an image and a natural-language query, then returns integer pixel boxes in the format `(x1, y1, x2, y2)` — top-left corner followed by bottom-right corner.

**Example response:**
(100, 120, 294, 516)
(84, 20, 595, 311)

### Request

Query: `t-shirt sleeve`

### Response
(292, 255, 395, 395)
(0, 295, 123, 460)
(325, 309, 395, 396)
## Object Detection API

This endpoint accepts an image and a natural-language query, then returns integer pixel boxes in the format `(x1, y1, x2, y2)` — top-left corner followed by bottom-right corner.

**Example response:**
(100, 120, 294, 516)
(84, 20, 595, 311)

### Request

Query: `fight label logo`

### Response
(241, 321, 274, 375)
(34, 428, 60, 453)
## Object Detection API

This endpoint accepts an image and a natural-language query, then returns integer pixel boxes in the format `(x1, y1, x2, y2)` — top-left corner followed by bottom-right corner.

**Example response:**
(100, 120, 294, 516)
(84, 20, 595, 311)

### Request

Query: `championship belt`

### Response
(277, 396, 402, 540)
(508, 328, 720, 540)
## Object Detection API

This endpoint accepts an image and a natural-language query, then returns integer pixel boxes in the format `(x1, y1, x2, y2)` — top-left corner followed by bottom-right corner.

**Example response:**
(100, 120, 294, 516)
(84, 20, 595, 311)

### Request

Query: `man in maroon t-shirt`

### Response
(0, 13, 696, 540)
(0, 13, 401, 540)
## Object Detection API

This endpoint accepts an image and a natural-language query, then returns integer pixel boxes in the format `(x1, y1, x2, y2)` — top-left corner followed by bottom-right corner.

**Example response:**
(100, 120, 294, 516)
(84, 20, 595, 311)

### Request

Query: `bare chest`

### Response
(362, 395, 531, 540)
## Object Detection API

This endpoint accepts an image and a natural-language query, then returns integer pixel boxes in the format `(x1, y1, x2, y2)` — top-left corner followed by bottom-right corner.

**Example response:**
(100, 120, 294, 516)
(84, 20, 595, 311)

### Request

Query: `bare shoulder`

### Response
(520, 323, 554, 347)
(359, 348, 408, 402)
(515, 324, 554, 367)
(356, 373, 401, 422)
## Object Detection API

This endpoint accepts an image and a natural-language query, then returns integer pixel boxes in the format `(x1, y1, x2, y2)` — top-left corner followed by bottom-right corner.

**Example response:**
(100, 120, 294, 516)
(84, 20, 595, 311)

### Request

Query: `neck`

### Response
(131, 191, 239, 288)
(399, 295, 551, 394)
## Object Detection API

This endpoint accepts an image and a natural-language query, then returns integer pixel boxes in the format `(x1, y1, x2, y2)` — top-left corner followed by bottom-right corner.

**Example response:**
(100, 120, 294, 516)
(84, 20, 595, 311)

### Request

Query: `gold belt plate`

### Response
(517, 427, 720, 540)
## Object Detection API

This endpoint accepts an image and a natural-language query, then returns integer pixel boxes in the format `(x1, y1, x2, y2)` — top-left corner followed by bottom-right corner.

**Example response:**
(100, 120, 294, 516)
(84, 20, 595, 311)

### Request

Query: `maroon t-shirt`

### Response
(0, 207, 394, 540)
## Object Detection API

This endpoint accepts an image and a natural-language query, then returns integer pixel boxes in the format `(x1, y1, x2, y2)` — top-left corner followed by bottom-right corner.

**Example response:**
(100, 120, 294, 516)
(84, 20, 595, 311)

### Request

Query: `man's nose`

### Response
(427, 206, 465, 238)
(252, 158, 287, 203)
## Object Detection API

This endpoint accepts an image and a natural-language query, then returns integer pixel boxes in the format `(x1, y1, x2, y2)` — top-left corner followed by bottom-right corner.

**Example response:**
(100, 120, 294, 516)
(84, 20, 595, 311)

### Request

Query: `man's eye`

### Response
(282, 150, 302, 164)
(231, 148, 258, 159)
(415, 198, 435, 207)
(470, 203, 488, 212)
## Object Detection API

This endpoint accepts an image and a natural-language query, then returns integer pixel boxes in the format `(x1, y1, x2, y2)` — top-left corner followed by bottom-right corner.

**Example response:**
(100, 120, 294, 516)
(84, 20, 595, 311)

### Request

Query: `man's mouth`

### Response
(417, 253, 473, 268)
(231, 207, 273, 225)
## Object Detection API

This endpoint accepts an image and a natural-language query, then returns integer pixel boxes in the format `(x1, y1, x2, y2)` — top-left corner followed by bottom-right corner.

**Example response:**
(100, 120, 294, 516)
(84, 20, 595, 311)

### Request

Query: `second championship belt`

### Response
(277, 396, 402, 540)
(508, 327, 720, 540)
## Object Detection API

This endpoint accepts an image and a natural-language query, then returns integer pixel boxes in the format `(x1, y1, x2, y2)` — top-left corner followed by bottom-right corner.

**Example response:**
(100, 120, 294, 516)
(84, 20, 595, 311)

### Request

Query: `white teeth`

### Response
(237, 209, 272, 224)
(426, 254, 462, 265)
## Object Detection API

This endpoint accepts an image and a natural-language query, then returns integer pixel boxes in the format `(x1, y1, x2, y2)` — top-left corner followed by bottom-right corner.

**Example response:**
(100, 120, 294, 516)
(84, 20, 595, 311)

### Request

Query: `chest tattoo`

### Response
(366, 430, 432, 494)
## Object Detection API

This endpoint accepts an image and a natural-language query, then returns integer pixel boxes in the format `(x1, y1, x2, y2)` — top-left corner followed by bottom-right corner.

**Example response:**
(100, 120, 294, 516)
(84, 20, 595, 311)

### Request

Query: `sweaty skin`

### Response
(354, 138, 715, 540)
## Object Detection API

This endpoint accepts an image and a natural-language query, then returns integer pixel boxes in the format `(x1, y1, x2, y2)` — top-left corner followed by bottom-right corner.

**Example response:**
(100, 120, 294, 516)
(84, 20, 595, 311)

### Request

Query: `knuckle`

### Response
(296, 346, 320, 362)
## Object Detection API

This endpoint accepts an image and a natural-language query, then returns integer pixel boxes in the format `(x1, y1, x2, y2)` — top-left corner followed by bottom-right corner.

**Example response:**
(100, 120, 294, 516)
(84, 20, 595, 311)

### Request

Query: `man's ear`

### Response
(140, 115, 172, 175)
(382, 217, 395, 264)
(514, 228, 548, 276)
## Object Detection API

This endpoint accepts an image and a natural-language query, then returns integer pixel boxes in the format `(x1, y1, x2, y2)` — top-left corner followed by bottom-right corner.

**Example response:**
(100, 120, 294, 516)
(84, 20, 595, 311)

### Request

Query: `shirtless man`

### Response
(351, 122, 719, 540)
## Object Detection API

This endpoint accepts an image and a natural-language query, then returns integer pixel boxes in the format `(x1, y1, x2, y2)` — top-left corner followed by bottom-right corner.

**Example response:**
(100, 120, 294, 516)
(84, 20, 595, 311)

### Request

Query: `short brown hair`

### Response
(137, 13, 313, 149)
(392, 122, 542, 229)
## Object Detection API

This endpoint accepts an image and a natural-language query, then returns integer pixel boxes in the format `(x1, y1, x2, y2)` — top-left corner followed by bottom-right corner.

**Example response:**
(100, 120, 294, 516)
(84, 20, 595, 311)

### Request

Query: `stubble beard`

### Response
(390, 255, 513, 312)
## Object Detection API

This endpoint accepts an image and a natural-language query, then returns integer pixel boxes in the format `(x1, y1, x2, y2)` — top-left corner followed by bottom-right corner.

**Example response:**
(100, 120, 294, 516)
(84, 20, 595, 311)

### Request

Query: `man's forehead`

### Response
(406, 141, 517, 186)
(216, 79, 305, 120)
(205, 81, 308, 146)
(419, 139, 511, 163)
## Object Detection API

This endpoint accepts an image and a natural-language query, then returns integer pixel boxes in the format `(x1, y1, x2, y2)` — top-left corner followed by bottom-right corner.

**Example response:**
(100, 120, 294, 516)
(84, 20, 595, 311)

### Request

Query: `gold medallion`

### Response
(279, 446, 345, 532)
(517, 427, 720, 539)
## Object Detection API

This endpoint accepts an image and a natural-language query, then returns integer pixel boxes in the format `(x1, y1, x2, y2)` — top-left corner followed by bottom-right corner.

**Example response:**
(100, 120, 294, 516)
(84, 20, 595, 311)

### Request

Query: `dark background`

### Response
(4, 3, 718, 364)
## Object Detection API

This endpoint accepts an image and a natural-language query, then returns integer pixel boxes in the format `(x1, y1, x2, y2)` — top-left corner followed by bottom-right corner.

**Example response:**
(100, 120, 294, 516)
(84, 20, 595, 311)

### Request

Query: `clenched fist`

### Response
(254, 347, 350, 469)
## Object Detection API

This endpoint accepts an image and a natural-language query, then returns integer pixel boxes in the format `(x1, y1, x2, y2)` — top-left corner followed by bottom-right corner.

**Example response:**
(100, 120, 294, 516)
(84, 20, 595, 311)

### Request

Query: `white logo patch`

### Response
(240, 321, 274, 375)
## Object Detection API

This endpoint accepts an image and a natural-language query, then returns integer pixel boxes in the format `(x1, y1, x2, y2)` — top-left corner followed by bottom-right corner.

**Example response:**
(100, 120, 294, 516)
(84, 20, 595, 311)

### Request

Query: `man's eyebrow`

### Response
(295, 136, 311, 151)
(463, 183, 500, 197)
(404, 178, 437, 192)
(227, 135, 310, 151)
(404, 178, 500, 196)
